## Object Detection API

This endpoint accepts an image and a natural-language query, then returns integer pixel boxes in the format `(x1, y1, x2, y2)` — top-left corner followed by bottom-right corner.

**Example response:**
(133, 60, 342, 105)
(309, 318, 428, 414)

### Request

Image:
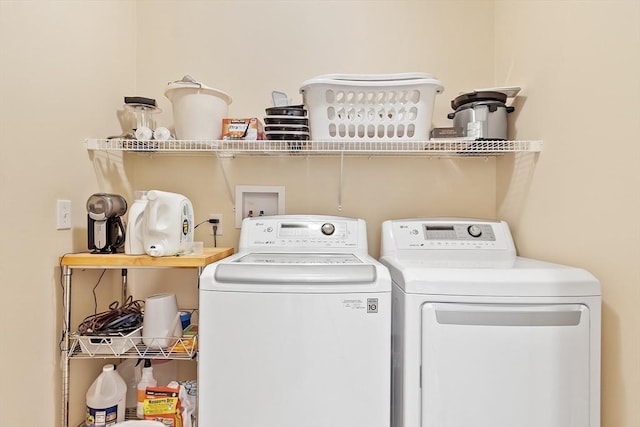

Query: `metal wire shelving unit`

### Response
(86, 138, 542, 156)
(59, 249, 234, 427)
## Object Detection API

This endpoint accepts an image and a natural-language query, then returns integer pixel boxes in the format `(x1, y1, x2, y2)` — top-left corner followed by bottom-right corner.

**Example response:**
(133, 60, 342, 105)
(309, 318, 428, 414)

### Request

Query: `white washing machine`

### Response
(380, 218, 601, 427)
(199, 215, 391, 427)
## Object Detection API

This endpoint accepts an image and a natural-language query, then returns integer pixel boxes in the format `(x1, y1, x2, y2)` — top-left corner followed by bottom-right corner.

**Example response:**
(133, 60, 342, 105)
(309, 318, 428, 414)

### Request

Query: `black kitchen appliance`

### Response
(87, 193, 127, 253)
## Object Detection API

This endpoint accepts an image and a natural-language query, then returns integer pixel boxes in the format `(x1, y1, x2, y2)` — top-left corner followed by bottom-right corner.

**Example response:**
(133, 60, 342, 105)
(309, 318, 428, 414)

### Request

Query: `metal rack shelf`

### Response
(87, 138, 542, 156)
(68, 333, 198, 359)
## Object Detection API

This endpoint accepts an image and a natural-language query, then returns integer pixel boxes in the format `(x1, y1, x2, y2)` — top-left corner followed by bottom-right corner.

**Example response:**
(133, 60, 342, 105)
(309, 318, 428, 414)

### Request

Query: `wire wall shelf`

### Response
(86, 138, 543, 156)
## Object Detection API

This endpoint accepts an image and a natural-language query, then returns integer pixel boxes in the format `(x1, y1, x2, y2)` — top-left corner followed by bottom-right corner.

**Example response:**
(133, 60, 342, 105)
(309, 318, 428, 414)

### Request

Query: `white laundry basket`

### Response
(300, 73, 443, 141)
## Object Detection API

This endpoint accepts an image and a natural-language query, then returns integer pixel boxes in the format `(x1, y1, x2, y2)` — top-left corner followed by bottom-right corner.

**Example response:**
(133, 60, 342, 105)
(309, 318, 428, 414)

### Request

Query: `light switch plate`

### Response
(56, 199, 71, 230)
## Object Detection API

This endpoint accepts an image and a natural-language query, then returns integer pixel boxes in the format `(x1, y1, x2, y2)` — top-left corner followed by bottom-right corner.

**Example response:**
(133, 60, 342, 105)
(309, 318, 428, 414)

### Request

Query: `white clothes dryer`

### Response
(380, 218, 601, 427)
(199, 215, 391, 427)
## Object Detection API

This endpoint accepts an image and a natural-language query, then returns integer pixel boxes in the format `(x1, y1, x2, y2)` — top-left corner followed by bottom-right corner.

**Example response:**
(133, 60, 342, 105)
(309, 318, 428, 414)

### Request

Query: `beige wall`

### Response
(130, 0, 497, 256)
(0, 1, 637, 426)
(495, 1, 640, 426)
(0, 1, 138, 426)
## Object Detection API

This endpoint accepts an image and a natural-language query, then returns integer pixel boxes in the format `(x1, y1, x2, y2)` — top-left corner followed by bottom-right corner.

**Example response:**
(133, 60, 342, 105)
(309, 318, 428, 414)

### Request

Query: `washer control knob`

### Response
(321, 223, 336, 236)
(468, 225, 483, 238)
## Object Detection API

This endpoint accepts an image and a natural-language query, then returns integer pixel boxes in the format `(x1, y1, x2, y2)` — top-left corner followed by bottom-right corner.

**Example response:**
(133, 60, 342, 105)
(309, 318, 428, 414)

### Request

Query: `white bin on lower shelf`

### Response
(77, 327, 142, 355)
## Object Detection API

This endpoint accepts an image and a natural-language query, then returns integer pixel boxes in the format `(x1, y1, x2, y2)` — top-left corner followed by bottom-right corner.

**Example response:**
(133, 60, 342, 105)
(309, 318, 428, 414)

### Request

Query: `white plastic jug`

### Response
(86, 364, 127, 427)
(142, 190, 194, 257)
(125, 191, 148, 255)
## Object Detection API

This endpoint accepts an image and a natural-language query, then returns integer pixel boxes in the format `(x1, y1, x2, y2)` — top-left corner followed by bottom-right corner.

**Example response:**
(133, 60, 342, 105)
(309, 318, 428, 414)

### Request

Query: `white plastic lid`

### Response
(300, 72, 443, 91)
(469, 86, 522, 98)
(312, 72, 435, 82)
(165, 75, 232, 105)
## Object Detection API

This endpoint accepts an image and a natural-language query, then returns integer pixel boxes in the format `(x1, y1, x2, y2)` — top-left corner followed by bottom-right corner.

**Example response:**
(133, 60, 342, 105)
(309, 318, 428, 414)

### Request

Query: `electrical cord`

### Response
(195, 218, 220, 247)
(77, 296, 144, 336)
(193, 219, 209, 229)
(209, 218, 219, 248)
(92, 269, 107, 315)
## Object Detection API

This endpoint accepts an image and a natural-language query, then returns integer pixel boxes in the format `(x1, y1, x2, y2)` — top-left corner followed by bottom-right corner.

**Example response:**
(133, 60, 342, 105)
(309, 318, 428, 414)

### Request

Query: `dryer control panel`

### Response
(380, 218, 517, 262)
(423, 223, 496, 242)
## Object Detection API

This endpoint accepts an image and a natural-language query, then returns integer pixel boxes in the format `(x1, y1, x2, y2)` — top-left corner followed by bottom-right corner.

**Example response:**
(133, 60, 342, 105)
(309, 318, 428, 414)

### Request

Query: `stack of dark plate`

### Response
(264, 105, 310, 146)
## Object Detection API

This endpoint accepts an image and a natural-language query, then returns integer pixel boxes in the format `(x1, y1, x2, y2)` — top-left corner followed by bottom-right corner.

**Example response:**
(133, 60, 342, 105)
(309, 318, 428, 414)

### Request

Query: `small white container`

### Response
(142, 293, 182, 349)
(300, 73, 443, 141)
(165, 76, 232, 140)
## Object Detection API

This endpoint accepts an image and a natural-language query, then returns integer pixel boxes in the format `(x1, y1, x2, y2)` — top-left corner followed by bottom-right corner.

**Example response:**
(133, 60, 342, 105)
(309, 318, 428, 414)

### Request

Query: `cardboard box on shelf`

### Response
(222, 118, 264, 140)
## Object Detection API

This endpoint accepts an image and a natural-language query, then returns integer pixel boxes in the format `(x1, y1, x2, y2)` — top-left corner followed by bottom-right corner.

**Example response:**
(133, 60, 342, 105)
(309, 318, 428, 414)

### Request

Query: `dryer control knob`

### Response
(321, 223, 336, 236)
(468, 225, 483, 238)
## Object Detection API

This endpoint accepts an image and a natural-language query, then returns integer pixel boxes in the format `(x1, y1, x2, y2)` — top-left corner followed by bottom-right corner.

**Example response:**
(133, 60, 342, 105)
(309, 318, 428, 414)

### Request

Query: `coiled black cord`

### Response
(77, 295, 144, 335)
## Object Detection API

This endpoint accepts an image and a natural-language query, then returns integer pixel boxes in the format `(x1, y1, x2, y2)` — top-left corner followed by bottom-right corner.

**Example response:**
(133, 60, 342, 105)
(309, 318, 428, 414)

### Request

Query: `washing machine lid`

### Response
(201, 251, 391, 293)
(380, 256, 601, 297)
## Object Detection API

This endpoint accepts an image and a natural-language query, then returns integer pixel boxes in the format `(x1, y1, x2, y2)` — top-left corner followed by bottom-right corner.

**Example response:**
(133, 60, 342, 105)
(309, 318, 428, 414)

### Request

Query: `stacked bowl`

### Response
(264, 105, 310, 145)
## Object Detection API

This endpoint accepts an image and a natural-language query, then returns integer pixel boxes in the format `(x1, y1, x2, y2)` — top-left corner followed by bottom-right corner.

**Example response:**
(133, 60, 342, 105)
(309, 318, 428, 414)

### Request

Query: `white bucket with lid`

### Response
(165, 75, 232, 140)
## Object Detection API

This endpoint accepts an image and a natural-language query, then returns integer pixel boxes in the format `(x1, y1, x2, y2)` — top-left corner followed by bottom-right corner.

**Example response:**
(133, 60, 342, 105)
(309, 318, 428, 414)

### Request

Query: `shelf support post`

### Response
(215, 152, 235, 208)
(62, 265, 72, 427)
(121, 268, 128, 303)
(338, 151, 344, 211)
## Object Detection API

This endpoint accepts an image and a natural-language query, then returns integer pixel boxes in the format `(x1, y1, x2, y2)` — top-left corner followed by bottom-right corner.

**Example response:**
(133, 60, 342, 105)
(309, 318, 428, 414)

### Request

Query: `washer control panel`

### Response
(240, 217, 360, 249)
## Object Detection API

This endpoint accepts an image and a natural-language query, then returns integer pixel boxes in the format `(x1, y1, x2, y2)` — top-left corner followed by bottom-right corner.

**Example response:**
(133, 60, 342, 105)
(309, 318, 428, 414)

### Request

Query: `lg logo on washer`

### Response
(342, 298, 380, 313)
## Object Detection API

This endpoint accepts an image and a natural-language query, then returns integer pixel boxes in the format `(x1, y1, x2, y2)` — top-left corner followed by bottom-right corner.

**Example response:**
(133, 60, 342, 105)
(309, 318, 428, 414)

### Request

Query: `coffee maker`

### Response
(87, 193, 128, 253)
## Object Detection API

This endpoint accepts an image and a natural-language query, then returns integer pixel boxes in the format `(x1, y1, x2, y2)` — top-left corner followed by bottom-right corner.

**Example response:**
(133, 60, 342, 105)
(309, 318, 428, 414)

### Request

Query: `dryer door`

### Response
(421, 302, 590, 427)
